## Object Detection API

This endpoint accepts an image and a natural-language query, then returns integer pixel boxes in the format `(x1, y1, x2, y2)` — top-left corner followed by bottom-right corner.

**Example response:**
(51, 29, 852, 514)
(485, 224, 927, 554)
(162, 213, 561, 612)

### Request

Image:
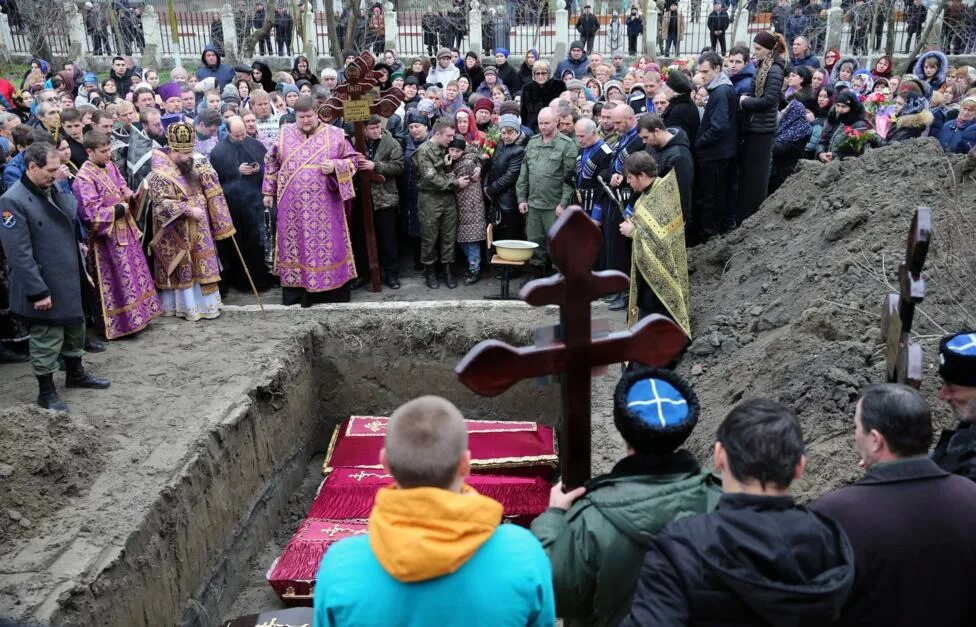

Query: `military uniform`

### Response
(366, 129, 404, 284)
(412, 139, 458, 267)
(515, 132, 578, 269)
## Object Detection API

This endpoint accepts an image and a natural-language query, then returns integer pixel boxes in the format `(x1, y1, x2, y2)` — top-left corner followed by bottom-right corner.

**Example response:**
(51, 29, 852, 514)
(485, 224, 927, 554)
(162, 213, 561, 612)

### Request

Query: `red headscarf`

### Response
(453, 106, 481, 143)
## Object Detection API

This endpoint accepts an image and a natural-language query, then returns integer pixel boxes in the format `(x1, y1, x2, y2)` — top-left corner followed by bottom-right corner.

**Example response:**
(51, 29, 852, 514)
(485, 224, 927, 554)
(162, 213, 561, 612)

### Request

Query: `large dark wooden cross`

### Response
(318, 52, 404, 292)
(880, 206, 932, 388)
(455, 207, 689, 489)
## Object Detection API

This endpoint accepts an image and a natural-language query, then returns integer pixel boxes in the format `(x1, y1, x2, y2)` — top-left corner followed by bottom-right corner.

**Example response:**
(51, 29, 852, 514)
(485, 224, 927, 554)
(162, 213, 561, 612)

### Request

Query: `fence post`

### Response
(221, 3, 238, 61)
(0, 12, 12, 53)
(304, 7, 316, 60)
(384, 1, 399, 54)
(824, 0, 844, 53)
(468, 0, 482, 58)
(555, 8, 569, 64)
(645, 5, 658, 57)
(65, 2, 88, 60)
(142, 5, 163, 69)
(732, 5, 750, 45)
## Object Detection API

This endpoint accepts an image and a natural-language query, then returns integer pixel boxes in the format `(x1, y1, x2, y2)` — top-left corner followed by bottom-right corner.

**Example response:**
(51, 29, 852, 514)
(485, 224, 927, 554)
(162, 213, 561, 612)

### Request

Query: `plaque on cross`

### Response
(880, 206, 932, 388)
(455, 207, 689, 488)
(317, 52, 404, 292)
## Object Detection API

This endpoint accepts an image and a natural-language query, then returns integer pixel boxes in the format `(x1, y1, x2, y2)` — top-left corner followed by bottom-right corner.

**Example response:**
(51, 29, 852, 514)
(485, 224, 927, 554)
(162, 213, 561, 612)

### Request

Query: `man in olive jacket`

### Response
(361, 115, 404, 289)
(531, 367, 720, 626)
(0, 143, 110, 413)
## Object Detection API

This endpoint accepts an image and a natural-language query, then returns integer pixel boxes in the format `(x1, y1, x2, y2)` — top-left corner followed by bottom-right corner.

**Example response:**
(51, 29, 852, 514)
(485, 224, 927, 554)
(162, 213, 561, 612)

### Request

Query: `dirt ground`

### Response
(3, 137, 973, 623)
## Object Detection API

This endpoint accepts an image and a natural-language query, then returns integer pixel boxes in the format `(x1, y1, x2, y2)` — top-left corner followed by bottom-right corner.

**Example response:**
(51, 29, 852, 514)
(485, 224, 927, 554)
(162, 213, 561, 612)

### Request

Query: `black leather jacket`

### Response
(485, 138, 525, 213)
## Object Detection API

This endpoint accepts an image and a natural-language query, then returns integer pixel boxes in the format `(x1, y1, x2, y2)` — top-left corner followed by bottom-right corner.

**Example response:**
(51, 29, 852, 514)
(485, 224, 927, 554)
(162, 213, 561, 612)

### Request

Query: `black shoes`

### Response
(84, 337, 106, 353)
(424, 265, 439, 289)
(64, 357, 111, 389)
(444, 266, 457, 289)
(0, 345, 28, 363)
(464, 267, 481, 286)
(384, 274, 401, 290)
(36, 373, 68, 412)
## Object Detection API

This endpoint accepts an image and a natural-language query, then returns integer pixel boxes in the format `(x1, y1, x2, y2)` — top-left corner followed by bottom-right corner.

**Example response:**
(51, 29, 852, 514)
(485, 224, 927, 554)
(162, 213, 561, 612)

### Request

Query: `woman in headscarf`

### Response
(251, 61, 275, 93)
(291, 55, 319, 85)
(462, 52, 485, 95)
(454, 106, 483, 144)
(885, 91, 933, 143)
(405, 57, 429, 87)
(21, 58, 50, 90)
(823, 48, 840, 74)
(518, 49, 538, 89)
(738, 31, 786, 221)
(871, 55, 893, 79)
(816, 90, 878, 161)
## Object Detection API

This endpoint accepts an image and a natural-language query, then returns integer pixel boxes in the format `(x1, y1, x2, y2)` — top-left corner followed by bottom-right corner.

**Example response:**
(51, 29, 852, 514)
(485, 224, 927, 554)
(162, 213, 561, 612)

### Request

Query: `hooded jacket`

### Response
(696, 72, 737, 161)
(555, 51, 591, 80)
(622, 493, 855, 627)
(195, 44, 235, 90)
(913, 50, 949, 90)
(313, 485, 555, 627)
(830, 56, 860, 85)
(729, 62, 755, 96)
(531, 451, 720, 627)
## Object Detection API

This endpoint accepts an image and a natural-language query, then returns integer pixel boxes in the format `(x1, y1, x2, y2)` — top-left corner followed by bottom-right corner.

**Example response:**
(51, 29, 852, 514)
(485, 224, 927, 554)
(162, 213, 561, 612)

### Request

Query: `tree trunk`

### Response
(21, 1, 57, 61)
(323, 0, 342, 62)
(344, 5, 359, 51)
(240, 0, 278, 58)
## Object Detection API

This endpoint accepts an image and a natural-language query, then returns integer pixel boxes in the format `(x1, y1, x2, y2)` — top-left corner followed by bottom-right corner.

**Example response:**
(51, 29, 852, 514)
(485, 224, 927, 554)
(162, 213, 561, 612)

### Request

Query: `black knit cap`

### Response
(448, 134, 466, 150)
(666, 69, 693, 94)
(753, 31, 777, 51)
(939, 331, 976, 387)
(613, 366, 700, 455)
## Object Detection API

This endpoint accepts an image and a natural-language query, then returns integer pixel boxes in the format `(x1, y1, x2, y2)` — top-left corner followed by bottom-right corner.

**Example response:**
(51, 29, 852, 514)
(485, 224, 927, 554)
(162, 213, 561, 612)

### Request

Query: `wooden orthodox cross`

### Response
(455, 208, 689, 489)
(318, 52, 404, 292)
(880, 206, 932, 388)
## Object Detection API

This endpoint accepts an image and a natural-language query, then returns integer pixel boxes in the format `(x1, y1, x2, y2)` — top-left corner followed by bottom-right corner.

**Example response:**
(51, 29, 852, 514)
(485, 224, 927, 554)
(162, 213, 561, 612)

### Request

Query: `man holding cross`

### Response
(931, 331, 976, 482)
(263, 96, 360, 306)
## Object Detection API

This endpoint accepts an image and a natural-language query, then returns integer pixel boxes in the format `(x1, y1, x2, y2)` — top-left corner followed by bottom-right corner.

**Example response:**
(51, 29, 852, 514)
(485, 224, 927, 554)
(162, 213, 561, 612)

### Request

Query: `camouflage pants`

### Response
(526, 207, 557, 269)
(419, 194, 458, 265)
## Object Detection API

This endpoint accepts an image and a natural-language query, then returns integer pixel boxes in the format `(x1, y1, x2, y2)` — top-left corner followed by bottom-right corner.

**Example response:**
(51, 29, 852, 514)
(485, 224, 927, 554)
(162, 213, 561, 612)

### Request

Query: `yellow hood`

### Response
(368, 485, 503, 582)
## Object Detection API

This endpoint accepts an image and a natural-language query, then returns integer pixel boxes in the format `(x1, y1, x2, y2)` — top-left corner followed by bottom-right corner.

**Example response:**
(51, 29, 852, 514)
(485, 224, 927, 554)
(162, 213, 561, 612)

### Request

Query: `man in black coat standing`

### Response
(692, 51, 737, 243)
(813, 383, 976, 627)
(0, 143, 110, 412)
(638, 115, 693, 225)
(931, 330, 976, 481)
(576, 5, 600, 55)
(622, 398, 855, 626)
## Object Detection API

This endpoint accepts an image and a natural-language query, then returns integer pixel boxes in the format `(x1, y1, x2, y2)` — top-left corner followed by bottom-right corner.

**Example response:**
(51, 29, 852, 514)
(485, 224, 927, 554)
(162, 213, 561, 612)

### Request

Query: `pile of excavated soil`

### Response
(0, 407, 104, 545)
(677, 138, 976, 500)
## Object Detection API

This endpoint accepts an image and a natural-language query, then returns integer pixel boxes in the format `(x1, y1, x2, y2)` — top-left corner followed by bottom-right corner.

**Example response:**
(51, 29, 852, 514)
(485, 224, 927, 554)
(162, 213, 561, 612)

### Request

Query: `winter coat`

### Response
(786, 14, 809, 43)
(463, 65, 485, 96)
(813, 457, 976, 627)
(906, 2, 927, 29)
(914, 50, 948, 91)
(476, 79, 510, 100)
(0, 177, 85, 326)
(485, 137, 525, 214)
(830, 56, 860, 84)
(366, 129, 403, 210)
(649, 128, 695, 221)
(195, 44, 235, 90)
(818, 108, 878, 159)
(621, 493, 855, 627)
(554, 53, 591, 81)
(772, 4, 790, 33)
(521, 79, 567, 132)
(274, 10, 293, 43)
(2, 153, 24, 191)
(662, 93, 700, 142)
(495, 61, 522, 98)
(939, 117, 976, 154)
(695, 73, 737, 161)
(741, 57, 786, 134)
(729, 63, 755, 96)
(885, 110, 933, 143)
(659, 9, 685, 41)
(932, 421, 976, 482)
(626, 14, 644, 36)
(451, 152, 485, 243)
(792, 52, 822, 69)
(427, 63, 461, 88)
(776, 98, 813, 145)
(531, 451, 721, 627)
(517, 62, 535, 90)
(706, 10, 730, 34)
(576, 13, 600, 37)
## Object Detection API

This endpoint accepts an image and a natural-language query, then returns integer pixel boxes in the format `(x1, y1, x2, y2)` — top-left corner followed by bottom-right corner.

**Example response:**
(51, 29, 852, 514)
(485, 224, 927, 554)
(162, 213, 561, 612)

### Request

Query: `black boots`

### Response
(36, 373, 69, 412)
(384, 273, 401, 290)
(424, 264, 439, 289)
(464, 266, 481, 286)
(0, 345, 28, 363)
(444, 266, 457, 289)
(64, 357, 111, 390)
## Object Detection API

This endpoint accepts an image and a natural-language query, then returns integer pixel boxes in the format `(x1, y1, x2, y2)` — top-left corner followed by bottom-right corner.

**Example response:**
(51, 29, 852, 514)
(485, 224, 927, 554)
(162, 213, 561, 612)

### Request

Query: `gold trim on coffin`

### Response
(320, 421, 559, 476)
(343, 415, 543, 436)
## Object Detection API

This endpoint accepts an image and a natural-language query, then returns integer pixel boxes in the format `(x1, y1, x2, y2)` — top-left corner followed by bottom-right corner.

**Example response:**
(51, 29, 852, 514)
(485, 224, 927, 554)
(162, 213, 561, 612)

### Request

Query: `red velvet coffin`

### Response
(309, 467, 551, 527)
(266, 518, 368, 606)
(322, 416, 558, 478)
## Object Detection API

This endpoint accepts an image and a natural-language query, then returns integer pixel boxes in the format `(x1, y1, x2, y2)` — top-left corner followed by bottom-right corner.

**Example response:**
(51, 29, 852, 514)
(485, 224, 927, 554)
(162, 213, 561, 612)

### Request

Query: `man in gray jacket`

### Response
(0, 143, 110, 412)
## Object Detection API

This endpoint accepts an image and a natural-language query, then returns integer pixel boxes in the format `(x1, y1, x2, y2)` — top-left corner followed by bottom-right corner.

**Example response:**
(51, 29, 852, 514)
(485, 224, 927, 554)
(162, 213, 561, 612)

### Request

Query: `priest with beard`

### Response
(209, 116, 271, 293)
(144, 120, 236, 320)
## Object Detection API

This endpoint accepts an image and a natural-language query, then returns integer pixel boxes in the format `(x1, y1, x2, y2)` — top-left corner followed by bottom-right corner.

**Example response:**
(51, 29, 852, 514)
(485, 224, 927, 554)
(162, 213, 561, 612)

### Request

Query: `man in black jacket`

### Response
(622, 398, 855, 626)
(813, 383, 976, 627)
(0, 143, 110, 412)
(692, 51, 737, 243)
(706, 1, 730, 55)
(576, 5, 600, 55)
(638, 115, 693, 225)
(931, 330, 976, 482)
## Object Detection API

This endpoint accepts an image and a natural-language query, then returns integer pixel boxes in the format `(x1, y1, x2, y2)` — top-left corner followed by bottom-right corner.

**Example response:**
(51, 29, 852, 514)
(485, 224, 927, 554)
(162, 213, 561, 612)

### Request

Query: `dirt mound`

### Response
(0, 406, 106, 545)
(678, 138, 976, 500)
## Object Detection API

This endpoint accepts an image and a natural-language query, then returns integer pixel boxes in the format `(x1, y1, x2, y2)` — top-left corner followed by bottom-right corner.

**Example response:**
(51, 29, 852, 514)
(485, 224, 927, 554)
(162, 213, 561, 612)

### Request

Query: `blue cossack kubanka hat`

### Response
(939, 331, 976, 387)
(614, 366, 699, 455)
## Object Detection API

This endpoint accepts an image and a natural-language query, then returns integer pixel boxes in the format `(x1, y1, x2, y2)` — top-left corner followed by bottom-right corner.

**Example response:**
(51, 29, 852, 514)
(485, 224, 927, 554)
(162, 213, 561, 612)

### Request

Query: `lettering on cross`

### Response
(880, 206, 932, 388)
(455, 207, 689, 488)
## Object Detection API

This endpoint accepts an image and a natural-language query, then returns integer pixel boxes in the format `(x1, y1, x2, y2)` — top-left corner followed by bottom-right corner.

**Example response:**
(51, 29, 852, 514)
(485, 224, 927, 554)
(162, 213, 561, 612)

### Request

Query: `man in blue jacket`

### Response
(554, 41, 591, 79)
(692, 51, 737, 243)
(726, 44, 755, 96)
(195, 44, 235, 91)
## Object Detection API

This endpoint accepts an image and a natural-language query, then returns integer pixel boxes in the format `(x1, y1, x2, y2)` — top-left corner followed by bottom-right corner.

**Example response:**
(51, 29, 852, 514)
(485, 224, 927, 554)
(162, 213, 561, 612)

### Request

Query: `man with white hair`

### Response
(312, 395, 555, 626)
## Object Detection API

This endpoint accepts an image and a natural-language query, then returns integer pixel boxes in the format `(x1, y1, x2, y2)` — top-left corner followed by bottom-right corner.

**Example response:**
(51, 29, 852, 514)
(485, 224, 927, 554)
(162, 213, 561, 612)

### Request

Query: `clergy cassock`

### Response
(575, 139, 614, 224)
(72, 159, 161, 339)
(262, 121, 359, 305)
(144, 122, 236, 321)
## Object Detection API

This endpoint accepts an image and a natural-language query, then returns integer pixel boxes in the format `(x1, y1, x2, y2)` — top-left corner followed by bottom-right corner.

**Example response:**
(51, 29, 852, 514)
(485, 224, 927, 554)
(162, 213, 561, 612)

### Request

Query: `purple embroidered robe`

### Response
(145, 150, 237, 292)
(262, 123, 359, 292)
(72, 160, 161, 339)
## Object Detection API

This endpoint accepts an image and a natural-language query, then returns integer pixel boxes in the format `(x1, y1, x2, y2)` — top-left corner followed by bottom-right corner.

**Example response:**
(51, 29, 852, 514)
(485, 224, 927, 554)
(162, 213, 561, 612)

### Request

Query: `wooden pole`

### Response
(352, 121, 382, 293)
(229, 233, 265, 311)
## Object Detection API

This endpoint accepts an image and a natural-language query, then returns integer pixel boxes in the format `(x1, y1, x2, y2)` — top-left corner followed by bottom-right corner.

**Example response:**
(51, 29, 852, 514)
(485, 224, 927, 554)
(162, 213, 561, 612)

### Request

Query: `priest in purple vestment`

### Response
(262, 95, 360, 307)
(72, 130, 161, 339)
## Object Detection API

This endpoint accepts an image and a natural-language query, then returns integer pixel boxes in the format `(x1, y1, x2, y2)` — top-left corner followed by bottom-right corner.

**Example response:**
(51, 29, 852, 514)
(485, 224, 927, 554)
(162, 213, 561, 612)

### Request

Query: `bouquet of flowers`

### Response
(835, 126, 878, 154)
(864, 89, 896, 139)
(477, 126, 501, 160)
